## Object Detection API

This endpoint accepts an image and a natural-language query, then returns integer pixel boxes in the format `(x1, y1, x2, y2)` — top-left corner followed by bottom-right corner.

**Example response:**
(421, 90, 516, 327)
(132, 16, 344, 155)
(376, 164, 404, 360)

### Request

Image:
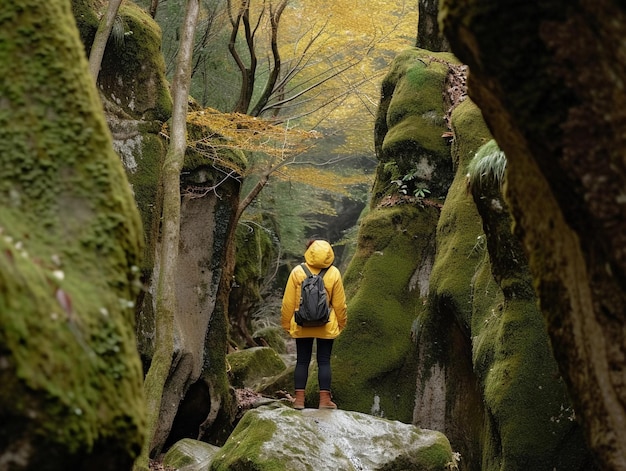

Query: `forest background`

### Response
(142, 0, 418, 259)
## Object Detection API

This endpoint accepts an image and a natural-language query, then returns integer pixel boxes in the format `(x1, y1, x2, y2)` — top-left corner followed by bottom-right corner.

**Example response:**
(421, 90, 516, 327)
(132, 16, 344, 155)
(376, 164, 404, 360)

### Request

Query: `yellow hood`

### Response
(304, 240, 335, 269)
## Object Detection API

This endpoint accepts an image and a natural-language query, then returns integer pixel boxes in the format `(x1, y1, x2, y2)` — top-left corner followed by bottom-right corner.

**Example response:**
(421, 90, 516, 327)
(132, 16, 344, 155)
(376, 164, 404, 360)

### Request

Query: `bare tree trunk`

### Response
(249, 0, 287, 117)
(88, 0, 123, 82)
(150, 0, 159, 18)
(228, 0, 263, 114)
(133, 0, 199, 469)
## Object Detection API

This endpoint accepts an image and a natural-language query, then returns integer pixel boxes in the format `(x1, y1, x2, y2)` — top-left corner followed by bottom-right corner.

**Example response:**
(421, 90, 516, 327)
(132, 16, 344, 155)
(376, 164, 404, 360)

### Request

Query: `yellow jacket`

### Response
(281, 240, 347, 339)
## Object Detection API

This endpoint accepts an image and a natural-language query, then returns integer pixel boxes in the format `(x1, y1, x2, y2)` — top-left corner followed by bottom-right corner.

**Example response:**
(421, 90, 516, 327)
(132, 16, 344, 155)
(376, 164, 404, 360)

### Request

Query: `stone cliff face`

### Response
(340, 46, 594, 470)
(440, 2, 626, 469)
(72, 0, 244, 452)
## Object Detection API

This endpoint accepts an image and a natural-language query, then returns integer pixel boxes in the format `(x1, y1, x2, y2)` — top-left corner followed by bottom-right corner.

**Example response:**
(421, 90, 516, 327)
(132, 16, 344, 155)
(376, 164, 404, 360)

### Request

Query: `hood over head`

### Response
(304, 240, 335, 269)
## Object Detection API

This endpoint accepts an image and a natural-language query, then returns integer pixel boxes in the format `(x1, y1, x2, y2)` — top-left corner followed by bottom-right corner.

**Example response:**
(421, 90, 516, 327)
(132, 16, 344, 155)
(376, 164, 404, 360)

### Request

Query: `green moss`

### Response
(0, 1, 145, 461)
(0, 174, 145, 458)
(209, 412, 283, 471)
(472, 268, 583, 469)
(388, 434, 454, 471)
(427, 98, 493, 328)
(90, 2, 172, 121)
(70, 0, 98, 51)
(252, 326, 287, 354)
(449, 98, 493, 166)
(125, 133, 166, 274)
(333, 205, 439, 422)
(227, 347, 286, 389)
(373, 48, 458, 204)
(162, 438, 221, 469)
(424, 97, 589, 469)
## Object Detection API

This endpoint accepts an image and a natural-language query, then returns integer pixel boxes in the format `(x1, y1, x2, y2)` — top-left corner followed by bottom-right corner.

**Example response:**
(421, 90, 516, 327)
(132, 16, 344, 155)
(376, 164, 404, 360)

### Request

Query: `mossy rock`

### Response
(0, 1, 145, 468)
(373, 48, 458, 204)
(99, 2, 172, 121)
(418, 97, 593, 469)
(255, 364, 295, 397)
(209, 403, 456, 471)
(333, 205, 439, 422)
(252, 326, 288, 354)
(162, 438, 221, 470)
(227, 347, 287, 389)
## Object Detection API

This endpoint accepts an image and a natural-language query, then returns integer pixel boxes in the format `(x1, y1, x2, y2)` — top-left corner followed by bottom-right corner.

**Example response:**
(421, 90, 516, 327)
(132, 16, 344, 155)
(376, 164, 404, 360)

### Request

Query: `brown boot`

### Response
(293, 389, 305, 410)
(318, 390, 337, 409)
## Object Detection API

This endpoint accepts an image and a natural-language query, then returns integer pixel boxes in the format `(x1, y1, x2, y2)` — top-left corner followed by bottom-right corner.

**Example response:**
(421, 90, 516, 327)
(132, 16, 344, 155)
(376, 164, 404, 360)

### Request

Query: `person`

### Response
(281, 239, 347, 410)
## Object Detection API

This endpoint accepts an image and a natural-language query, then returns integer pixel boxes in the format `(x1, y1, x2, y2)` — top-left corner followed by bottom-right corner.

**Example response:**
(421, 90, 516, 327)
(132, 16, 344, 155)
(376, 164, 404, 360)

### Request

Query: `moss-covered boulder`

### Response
(72, 0, 173, 283)
(255, 364, 295, 399)
(252, 326, 288, 354)
(73, 0, 172, 122)
(372, 47, 457, 204)
(332, 205, 438, 422)
(209, 404, 457, 470)
(359, 43, 593, 469)
(0, 1, 145, 469)
(332, 48, 460, 423)
(413, 98, 489, 469)
(227, 347, 287, 389)
(440, 3, 626, 468)
(162, 438, 221, 470)
(415, 97, 594, 470)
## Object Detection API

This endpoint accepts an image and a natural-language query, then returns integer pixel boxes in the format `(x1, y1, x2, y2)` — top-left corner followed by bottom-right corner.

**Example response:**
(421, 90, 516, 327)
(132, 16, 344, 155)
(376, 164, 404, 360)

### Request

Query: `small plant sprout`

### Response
(414, 187, 430, 198)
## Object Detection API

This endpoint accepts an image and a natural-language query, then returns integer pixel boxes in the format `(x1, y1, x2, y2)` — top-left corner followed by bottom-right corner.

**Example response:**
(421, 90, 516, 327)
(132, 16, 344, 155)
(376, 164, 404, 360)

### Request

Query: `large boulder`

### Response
(207, 404, 457, 470)
(332, 48, 459, 422)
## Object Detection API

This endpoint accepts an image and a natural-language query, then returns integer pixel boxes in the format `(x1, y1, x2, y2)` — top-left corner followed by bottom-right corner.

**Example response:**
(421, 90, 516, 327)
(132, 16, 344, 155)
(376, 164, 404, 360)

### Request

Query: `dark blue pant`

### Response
(294, 337, 334, 390)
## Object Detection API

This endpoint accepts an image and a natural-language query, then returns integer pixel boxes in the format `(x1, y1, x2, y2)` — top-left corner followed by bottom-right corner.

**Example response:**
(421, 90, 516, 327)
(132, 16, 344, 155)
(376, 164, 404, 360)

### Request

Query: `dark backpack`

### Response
(294, 263, 330, 327)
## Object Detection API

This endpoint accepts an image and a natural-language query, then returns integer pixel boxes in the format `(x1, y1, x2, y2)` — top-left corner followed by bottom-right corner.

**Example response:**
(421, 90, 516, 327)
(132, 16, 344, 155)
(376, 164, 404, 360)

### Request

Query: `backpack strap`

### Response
(300, 263, 312, 277)
(300, 263, 329, 278)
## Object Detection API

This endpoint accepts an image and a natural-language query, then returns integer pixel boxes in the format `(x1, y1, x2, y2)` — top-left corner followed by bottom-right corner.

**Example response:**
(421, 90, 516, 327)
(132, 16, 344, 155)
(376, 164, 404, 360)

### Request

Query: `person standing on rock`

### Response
(281, 239, 347, 410)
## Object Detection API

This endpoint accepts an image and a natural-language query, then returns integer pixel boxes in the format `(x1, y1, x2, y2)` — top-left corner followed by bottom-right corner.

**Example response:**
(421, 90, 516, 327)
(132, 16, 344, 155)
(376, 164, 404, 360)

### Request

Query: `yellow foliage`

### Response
(187, 108, 318, 145)
(161, 107, 323, 176)
(162, 1, 417, 206)
(278, 0, 418, 155)
(160, 105, 374, 196)
(278, 165, 370, 196)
